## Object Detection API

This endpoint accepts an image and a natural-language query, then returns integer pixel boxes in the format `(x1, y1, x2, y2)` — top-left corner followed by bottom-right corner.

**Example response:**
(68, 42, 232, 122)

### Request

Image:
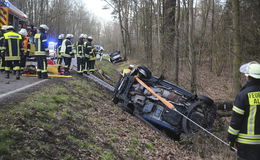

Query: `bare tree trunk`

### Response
(231, 0, 241, 97)
(175, 0, 180, 85)
(188, 0, 196, 93)
(210, 0, 215, 71)
(161, 0, 176, 78)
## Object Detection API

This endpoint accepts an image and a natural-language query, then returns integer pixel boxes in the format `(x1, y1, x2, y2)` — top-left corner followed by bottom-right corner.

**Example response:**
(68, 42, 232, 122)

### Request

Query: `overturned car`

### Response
(113, 65, 217, 139)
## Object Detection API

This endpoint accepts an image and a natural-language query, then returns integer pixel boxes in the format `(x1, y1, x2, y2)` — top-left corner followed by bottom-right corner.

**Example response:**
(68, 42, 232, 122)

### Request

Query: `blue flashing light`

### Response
(5, 2, 10, 7)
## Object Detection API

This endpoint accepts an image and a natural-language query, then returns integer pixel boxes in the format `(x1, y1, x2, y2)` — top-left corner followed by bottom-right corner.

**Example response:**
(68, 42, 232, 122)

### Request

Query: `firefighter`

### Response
(56, 34, 65, 73)
(85, 36, 96, 73)
(75, 34, 86, 74)
(121, 64, 134, 76)
(3, 26, 22, 79)
(60, 34, 74, 75)
(227, 61, 260, 160)
(34, 24, 49, 79)
(19, 28, 30, 73)
(0, 25, 8, 73)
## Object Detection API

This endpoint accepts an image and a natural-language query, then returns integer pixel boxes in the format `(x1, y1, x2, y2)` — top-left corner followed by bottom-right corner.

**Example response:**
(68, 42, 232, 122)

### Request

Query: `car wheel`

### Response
(182, 101, 216, 133)
(197, 95, 214, 105)
(137, 65, 152, 79)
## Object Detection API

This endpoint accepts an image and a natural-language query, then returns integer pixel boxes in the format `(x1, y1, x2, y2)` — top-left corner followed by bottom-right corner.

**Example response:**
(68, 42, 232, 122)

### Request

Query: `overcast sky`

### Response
(84, 0, 114, 22)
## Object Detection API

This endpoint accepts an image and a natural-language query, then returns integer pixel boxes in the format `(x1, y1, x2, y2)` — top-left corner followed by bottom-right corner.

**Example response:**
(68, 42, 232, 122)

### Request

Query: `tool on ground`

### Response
(135, 76, 237, 152)
(22, 74, 72, 78)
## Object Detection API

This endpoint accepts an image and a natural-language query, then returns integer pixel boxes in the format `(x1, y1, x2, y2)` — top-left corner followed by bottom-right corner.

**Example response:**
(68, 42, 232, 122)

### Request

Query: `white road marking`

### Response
(0, 79, 49, 99)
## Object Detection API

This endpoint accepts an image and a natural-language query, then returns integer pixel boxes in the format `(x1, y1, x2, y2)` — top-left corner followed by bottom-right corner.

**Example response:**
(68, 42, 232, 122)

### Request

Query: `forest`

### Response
(10, 0, 260, 99)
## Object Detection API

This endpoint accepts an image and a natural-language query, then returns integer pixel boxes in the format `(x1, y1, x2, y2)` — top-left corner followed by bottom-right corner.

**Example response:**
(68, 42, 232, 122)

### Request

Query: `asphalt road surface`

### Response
(0, 72, 47, 99)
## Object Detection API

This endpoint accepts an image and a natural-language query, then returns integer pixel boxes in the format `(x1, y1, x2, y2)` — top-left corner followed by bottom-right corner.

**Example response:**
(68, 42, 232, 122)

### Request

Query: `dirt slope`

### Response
(0, 61, 236, 159)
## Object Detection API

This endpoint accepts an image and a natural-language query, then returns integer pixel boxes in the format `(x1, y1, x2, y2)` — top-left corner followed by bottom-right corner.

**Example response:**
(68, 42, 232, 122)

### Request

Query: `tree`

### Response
(231, 0, 242, 96)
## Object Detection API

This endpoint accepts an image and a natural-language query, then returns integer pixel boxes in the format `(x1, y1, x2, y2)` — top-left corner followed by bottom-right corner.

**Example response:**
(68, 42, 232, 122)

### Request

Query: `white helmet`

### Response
(18, 28, 28, 36)
(79, 34, 85, 39)
(1, 25, 8, 30)
(129, 64, 135, 69)
(58, 34, 65, 39)
(6, 25, 14, 30)
(87, 36, 93, 40)
(39, 24, 49, 31)
(66, 34, 74, 39)
(83, 34, 88, 39)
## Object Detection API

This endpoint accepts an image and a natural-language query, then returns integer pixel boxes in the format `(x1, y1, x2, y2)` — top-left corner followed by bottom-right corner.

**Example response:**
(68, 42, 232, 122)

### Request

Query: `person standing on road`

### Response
(228, 61, 260, 160)
(19, 28, 30, 73)
(34, 24, 49, 79)
(84, 36, 96, 73)
(56, 34, 65, 74)
(75, 34, 86, 74)
(3, 26, 22, 79)
(0, 25, 8, 73)
(60, 34, 74, 75)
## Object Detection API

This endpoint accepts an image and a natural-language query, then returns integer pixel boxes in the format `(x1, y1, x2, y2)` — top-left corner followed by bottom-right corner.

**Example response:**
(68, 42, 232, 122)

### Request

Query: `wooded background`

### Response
(10, 0, 260, 97)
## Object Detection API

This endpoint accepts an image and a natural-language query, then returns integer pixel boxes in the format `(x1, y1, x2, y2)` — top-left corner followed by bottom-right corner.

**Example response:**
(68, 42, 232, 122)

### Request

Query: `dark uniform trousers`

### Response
(20, 55, 27, 70)
(237, 144, 260, 160)
(5, 60, 20, 72)
(77, 57, 85, 73)
(36, 55, 47, 74)
(64, 57, 72, 70)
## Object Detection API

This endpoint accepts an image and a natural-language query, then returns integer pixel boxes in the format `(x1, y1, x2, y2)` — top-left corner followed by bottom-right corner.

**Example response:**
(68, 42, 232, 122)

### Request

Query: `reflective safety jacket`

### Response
(228, 79, 260, 145)
(75, 40, 84, 57)
(21, 36, 30, 56)
(121, 68, 131, 76)
(84, 41, 96, 60)
(3, 31, 22, 61)
(0, 32, 4, 54)
(60, 39, 73, 58)
(56, 39, 63, 58)
(34, 32, 48, 56)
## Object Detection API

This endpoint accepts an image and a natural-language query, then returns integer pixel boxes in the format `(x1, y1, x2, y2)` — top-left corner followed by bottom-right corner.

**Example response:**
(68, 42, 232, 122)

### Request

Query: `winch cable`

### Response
(135, 76, 237, 152)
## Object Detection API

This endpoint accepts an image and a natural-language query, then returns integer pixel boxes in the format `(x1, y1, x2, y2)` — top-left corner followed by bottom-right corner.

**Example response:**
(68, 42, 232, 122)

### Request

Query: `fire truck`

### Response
(0, 0, 28, 30)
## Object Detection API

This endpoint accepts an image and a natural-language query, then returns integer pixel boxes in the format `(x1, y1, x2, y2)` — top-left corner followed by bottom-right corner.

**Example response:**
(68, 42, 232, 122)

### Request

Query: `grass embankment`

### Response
(0, 60, 235, 159)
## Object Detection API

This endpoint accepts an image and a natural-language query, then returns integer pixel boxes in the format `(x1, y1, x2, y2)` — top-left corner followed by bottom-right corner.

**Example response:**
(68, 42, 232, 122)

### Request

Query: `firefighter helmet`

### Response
(18, 28, 28, 36)
(79, 34, 85, 39)
(39, 24, 49, 31)
(129, 65, 135, 69)
(87, 36, 93, 41)
(58, 34, 65, 40)
(240, 61, 260, 79)
(6, 25, 14, 30)
(1, 25, 8, 30)
(66, 34, 74, 39)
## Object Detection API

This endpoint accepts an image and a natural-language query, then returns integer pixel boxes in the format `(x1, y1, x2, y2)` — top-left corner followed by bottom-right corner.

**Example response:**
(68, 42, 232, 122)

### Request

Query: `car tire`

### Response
(197, 95, 214, 105)
(137, 65, 152, 79)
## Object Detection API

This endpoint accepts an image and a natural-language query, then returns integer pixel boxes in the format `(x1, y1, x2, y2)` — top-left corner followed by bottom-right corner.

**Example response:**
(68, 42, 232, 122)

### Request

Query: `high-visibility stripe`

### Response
(5, 67, 10, 71)
(228, 126, 240, 135)
(8, 39, 12, 57)
(13, 66, 20, 71)
(237, 138, 260, 144)
(42, 39, 47, 42)
(233, 106, 245, 115)
(239, 133, 260, 139)
(38, 38, 41, 51)
(248, 105, 257, 135)
(17, 40, 20, 57)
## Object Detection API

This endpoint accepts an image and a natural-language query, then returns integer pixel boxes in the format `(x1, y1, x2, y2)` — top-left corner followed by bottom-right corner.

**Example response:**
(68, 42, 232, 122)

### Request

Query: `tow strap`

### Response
(135, 76, 237, 152)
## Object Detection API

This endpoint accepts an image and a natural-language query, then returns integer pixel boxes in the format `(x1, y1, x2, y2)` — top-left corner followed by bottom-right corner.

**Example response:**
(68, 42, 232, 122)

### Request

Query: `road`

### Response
(0, 72, 48, 99)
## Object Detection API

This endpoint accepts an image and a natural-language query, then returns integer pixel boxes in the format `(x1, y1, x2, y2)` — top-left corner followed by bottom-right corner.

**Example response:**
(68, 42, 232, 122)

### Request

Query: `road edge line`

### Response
(0, 79, 49, 99)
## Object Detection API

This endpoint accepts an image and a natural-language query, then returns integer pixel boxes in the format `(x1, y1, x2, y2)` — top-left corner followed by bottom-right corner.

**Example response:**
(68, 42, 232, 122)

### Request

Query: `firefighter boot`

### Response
(42, 72, 49, 79)
(64, 68, 70, 75)
(5, 71, 10, 79)
(37, 72, 42, 79)
(16, 70, 21, 80)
